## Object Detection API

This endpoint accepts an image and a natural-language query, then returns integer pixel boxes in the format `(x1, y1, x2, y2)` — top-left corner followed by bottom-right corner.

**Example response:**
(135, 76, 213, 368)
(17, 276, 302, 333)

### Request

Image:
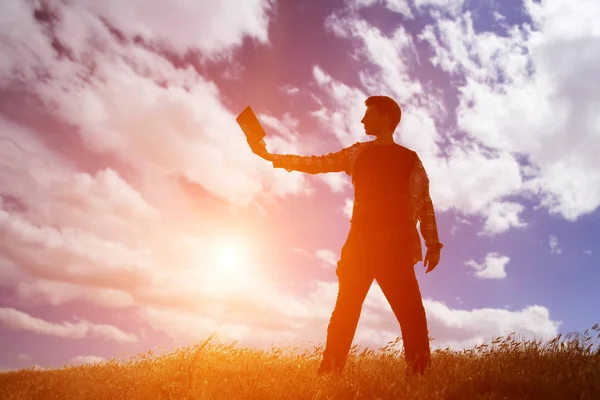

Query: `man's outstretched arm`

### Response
(270, 150, 348, 174)
(252, 140, 361, 175)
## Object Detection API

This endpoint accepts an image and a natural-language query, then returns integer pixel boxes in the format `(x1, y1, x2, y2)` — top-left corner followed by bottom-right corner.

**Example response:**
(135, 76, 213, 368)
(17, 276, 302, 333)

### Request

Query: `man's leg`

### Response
(375, 256, 431, 375)
(319, 236, 373, 374)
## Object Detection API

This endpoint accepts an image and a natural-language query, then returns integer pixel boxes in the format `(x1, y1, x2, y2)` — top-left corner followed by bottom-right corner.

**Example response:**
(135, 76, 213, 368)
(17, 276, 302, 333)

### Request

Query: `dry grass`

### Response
(1, 325, 599, 400)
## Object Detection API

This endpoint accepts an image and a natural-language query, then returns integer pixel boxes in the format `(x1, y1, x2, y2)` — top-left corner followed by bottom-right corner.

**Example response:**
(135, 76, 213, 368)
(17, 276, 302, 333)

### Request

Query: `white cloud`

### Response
(457, 216, 472, 225)
(350, 0, 466, 18)
(44, 59, 302, 206)
(549, 235, 562, 254)
(259, 113, 301, 143)
(68, 0, 273, 56)
(465, 253, 510, 279)
(480, 201, 527, 236)
(348, 0, 414, 19)
(0, 0, 272, 82)
(291, 248, 310, 257)
(71, 355, 105, 365)
(289, 248, 338, 268)
(0, 255, 24, 287)
(281, 85, 300, 96)
(313, 65, 333, 86)
(16, 353, 30, 361)
(493, 11, 506, 22)
(584, 250, 592, 256)
(310, 66, 371, 148)
(0, 205, 156, 291)
(342, 198, 354, 219)
(325, 14, 422, 104)
(525, 0, 600, 40)
(0, 307, 137, 344)
(348, 0, 378, 8)
(0, 118, 162, 249)
(424, 301, 560, 349)
(0, 1, 310, 209)
(430, 144, 524, 215)
(413, 0, 465, 15)
(17, 280, 134, 308)
(384, 0, 414, 18)
(420, 1, 600, 221)
(318, 173, 352, 194)
(0, 1, 57, 82)
(315, 249, 338, 267)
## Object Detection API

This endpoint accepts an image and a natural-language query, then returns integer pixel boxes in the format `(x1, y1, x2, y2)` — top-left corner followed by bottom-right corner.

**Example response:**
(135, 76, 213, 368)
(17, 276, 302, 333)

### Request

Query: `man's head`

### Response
(361, 96, 402, 136)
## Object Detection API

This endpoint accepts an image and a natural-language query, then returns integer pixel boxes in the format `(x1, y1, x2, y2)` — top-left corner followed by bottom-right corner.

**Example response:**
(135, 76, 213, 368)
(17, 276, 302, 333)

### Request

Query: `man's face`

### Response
(361, 105, 387, 136)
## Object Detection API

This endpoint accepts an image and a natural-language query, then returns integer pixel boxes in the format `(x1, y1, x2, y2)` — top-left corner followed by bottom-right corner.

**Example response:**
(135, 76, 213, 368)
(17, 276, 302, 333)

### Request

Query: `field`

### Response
(1, 327, 599, 400)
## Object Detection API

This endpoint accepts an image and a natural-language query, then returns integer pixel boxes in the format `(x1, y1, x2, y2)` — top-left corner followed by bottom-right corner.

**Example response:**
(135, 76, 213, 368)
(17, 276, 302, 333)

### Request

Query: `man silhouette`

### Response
(249, 95, 443, 376)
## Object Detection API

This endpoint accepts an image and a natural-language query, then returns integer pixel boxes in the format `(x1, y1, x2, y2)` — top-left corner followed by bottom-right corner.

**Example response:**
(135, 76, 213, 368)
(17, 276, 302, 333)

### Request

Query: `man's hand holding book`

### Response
(236, 106, 274, 162)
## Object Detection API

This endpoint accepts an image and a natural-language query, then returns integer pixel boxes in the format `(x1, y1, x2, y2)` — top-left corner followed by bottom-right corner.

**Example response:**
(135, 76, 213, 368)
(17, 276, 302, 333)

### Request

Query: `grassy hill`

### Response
(1, 327, 599, 399)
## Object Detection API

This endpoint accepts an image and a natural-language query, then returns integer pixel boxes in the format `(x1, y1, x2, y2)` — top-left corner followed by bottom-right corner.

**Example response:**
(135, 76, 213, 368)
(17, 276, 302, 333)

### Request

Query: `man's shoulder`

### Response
(393, 143, 419, 160)
(343, 140, 373, 153)
(351, 141, 373, 148)
(395, 143, 416, 153)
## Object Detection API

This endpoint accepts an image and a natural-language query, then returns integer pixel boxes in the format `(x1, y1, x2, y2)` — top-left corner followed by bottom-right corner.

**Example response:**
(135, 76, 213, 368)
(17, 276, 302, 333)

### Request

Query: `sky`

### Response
(0, 0, 598, 371)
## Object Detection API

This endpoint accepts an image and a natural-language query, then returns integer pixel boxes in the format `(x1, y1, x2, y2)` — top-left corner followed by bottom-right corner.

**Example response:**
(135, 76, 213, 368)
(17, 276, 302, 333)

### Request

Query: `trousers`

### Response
(321, 225, 431, 374)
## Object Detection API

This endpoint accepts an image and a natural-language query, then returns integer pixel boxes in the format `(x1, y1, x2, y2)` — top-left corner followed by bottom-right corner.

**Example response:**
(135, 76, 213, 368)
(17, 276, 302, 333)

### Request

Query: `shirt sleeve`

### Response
(408, 156, 443, 252)
(270, 144, 356, 174)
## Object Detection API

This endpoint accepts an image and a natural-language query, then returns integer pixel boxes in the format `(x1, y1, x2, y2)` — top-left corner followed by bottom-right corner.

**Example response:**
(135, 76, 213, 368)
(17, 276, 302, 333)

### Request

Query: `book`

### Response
(236, 106, 266, 145)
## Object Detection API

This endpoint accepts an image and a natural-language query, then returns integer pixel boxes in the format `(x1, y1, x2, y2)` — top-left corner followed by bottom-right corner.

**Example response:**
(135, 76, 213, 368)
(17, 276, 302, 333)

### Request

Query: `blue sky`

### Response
(0, 0, 598, 371)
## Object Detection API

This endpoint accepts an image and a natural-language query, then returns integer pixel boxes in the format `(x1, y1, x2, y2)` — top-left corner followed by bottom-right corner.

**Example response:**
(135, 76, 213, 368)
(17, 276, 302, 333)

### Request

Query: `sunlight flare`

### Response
(204, 234, 259, 295)
(215, 237, 249, 274)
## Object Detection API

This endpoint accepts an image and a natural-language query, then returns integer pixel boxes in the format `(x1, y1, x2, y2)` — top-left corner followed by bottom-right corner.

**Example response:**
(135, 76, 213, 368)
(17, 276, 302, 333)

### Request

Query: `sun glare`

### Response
(187, 232, 267, 297)
(216, 240, 246, 272)
(205, 235, 256, 293)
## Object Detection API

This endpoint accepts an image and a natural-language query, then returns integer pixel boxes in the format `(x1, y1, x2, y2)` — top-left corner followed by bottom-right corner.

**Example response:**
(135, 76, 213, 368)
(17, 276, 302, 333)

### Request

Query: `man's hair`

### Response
(365, 95, 402, 130)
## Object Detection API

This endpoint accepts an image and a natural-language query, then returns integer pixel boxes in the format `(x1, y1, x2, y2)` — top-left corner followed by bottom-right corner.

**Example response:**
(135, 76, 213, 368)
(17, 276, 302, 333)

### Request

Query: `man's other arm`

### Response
(407, 155, 443, 270)
(418, 194, 443, 252)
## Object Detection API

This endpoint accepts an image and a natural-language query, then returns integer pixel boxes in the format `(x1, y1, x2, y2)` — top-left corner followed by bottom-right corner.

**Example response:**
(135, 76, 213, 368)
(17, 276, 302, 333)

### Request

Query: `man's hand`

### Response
(249, 138, 274, 161)
(423, 249, 440, 273)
